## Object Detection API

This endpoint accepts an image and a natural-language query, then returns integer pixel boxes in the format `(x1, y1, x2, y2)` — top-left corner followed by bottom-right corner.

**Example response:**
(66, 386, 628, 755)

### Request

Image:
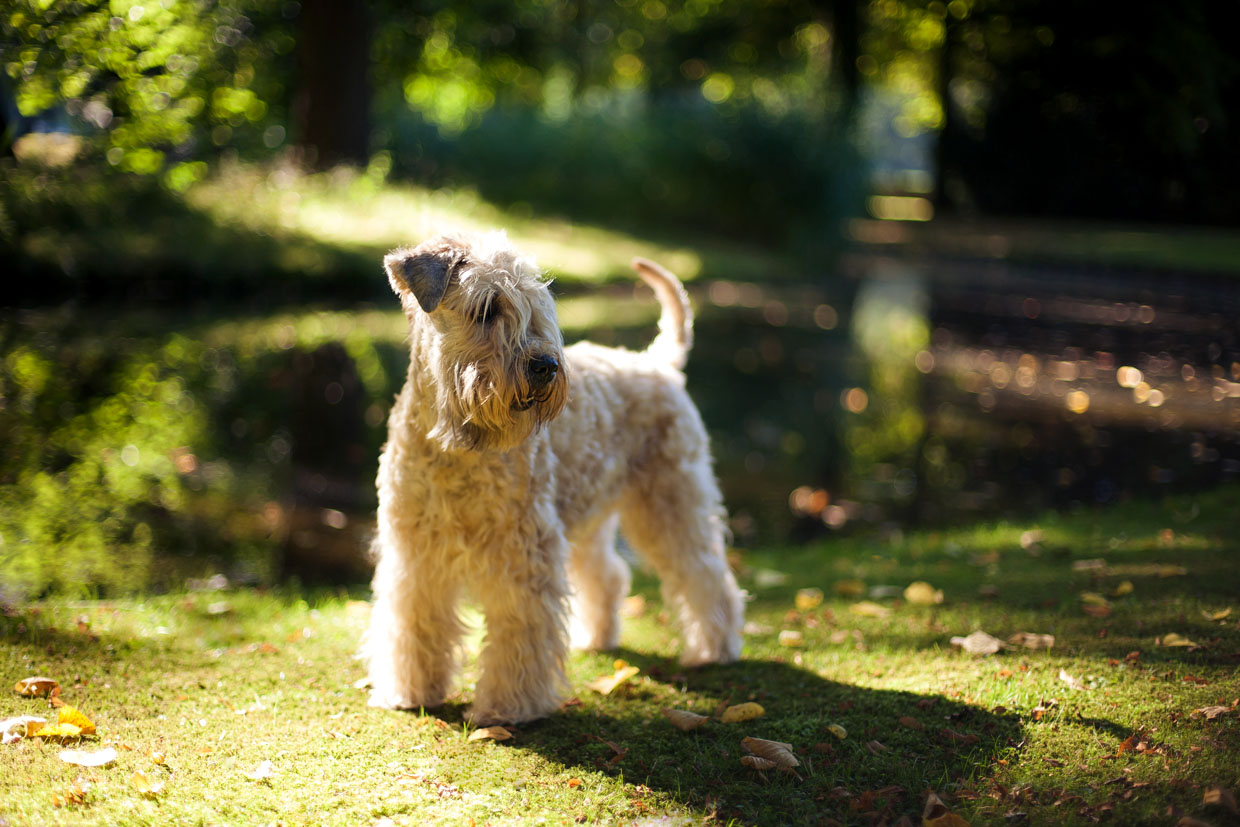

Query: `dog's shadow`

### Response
(483, 647, 1028, 825)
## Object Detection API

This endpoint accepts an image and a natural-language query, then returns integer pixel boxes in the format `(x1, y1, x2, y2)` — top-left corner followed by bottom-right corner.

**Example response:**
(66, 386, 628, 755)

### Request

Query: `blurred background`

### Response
(2, 0, 1238, 599)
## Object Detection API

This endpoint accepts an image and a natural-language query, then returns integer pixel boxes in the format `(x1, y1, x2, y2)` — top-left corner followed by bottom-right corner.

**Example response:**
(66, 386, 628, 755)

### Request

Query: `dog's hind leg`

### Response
(619, 459, 743, 667)
(567, 512, 631, 652)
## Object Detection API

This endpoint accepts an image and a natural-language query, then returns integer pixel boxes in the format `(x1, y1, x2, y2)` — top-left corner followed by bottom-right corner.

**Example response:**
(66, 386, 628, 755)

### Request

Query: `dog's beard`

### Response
(431, 357, 567, 453)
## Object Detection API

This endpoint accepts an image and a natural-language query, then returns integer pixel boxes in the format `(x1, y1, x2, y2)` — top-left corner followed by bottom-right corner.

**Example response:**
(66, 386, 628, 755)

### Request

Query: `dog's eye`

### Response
(473, 298, 501, 325)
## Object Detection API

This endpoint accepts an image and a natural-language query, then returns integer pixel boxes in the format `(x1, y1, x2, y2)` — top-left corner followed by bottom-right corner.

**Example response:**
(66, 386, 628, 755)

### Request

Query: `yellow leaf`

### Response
(794, 588, 823, 611)
(1111, 580, 1134, 597)
(778, 629, 805, 647)
(827, 723, 848, 740)
(56, 706, 96, 736)
(850, 601, 891, 618)
(720, 702, 765, 723)
(661, 709, 709, 731)
(1204, 608, 1231, 621)
(1, 715, 47, 744)
(467, 726, 513, 742)
(131, 770, 166, 796)
(903, 581, 944, 605)
(1079, 591, 1111, 607)
(34, 723, 83, 741)
(586, 660, 640, 696)
(14, 676, 60, 697)
(833, 579, 866, 597)
(1159, 633, 1198, 648)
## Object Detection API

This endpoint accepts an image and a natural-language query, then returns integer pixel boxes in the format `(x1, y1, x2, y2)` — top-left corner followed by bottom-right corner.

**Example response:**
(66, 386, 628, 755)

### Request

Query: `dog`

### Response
(363, 231, 744, 725)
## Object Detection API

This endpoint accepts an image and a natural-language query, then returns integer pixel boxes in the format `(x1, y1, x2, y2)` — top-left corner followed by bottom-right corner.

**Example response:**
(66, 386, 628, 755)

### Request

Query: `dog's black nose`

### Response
(527, 354, 559, 388)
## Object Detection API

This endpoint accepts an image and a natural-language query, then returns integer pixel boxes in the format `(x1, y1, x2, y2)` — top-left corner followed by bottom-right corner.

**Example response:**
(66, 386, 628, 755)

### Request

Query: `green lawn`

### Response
(3, 488, 1238, 826)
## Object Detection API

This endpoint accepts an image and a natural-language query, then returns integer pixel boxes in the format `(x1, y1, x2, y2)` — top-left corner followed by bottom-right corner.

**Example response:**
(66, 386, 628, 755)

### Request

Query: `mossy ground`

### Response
(3, 488, 1238, 826)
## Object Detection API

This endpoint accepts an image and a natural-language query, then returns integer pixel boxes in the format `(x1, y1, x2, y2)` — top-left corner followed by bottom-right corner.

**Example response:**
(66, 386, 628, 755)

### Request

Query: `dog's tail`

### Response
(632, 257, 692, 370)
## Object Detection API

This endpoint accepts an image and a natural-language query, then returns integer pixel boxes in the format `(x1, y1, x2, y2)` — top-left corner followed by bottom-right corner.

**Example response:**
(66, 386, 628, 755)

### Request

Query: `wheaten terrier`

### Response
(363, 231, 744, 725)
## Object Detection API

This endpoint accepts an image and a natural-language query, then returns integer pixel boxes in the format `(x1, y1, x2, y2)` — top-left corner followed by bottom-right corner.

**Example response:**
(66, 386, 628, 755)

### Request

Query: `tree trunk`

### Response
(293, 0, 372, 169)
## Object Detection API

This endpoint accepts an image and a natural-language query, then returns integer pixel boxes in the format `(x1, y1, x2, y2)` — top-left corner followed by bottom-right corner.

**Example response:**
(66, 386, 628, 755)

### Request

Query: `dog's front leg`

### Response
(468, 524, 570, 725)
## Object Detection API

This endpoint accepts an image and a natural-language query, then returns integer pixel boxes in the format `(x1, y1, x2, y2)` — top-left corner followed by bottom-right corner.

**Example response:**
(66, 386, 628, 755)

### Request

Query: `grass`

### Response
(3, 488, 1239, 826)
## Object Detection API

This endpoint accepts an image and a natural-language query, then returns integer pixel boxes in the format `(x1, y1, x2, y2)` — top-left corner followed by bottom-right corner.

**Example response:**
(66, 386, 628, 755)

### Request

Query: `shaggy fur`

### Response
(363, 231, 744, 725)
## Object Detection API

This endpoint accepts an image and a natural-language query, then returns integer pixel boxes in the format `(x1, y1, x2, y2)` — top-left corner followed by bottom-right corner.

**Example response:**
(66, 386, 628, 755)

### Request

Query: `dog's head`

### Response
(384, 232, 568, 453)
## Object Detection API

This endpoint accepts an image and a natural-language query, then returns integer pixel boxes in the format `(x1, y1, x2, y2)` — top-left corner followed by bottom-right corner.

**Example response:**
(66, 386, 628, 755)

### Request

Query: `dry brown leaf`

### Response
(467, 726, 513, 742)
(131, 770, 166, 796)
(827, 723, 848, 740)
(1007, 632, 1055, 650)
(740, 755, 778, 771)
(1, 715, 47, 744)
(903, 581, 944, 606)
(1204, 786, 1238, 814)
(586, 660, 640, 696)
(898, 716, 924, 731)
(1158, 633, 1198, 648)
(950, 630, 1004, 655)
(778, 629, 805, 648)
(720, 702, 765, 723)
(795, 588, 824, 611)
(865, 740, 888, 754)
(923, 791, 972, 827)
(833, 579, 866, 597)
(661, 709, 709, 732)
(1192, 705, 1231, 720)
(1058, 669, 1089, 691)
(740, 736, 799, 769)
(850, 600, 891, 618)
(14, 676, 60, 697)
(59, 746, 117, 767)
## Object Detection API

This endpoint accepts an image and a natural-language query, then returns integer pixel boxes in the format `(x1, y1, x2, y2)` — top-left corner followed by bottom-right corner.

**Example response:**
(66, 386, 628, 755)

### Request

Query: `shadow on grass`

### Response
(434, 649, 1025, 826)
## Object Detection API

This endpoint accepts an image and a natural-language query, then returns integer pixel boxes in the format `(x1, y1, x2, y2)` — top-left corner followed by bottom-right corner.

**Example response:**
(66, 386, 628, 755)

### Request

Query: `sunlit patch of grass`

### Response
(3, 488, 1237, 825)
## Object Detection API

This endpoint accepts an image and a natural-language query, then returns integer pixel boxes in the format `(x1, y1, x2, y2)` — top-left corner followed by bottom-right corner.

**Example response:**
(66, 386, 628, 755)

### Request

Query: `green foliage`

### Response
(2, 0, 294, 174)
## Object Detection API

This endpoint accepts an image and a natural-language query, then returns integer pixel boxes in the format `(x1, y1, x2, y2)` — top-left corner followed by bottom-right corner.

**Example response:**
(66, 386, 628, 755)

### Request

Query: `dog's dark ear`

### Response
(384, 245, 463, 313)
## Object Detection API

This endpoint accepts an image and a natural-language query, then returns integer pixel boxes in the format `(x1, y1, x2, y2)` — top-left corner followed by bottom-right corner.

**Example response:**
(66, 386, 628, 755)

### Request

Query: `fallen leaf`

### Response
(1111, 580, 1134, 597)
(14, 676, 59, 697)
(1204, 786, 1238, 814)
(898, 716, 924, 731)
(1116, 733, 1139, 755)
(903, 581, 944, 606)
(740, 755, 778, 770)
(1203, 608, 1231, 621)
(850, 600, 891, 618)
(34, 723, 84, 741)
(941, 728, 980, 745)
(795, 588, 824, 611)
(586, 660, 640, 696)
(59, 746, 117, 767)
(1, 715, 47, 744)
(246, 759, 275, 781)
(55, 706, 96, 736)
(131, 770, 166, 796)
(1058, 669, 1089, 691)
(620, 595, 646, 618)
(1007, 632, 1055, 650)
(1158, 633, 1198, 648)
(833, 579, 866, 597)
(950, 630, 1004, 655)
(468, 726, 513, 742)
(1080, 592, 1111, 607)
(720, 702, 765, 723)
(778, 629, 805, 647)
(1191, 705, 1230, 720)
(865, 740, 888, 754)
(923, 791, 972, 827)
(1082, 603, 1112, 618)
(827, 723, 848, 740)
(149, 750, 166, 764)
(740, 736, 799, 769)
(661, 709, 709, 732)
(567, 777, 582, 789)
